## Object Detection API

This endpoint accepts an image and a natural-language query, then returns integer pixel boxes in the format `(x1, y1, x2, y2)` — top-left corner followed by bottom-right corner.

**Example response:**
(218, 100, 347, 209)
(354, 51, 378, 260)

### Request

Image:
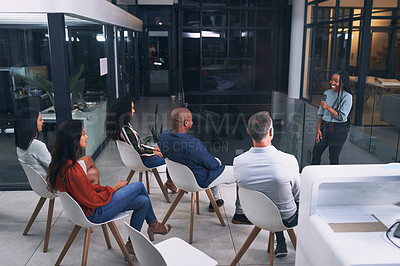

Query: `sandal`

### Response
(147, 221, 172, 241)
(164, 180, 179, 194)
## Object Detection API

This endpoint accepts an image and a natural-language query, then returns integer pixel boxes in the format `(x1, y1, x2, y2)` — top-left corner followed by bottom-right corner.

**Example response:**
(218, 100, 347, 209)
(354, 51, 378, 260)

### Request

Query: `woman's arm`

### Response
(80, 155, 100, 184)
(315, 118, 323, 143)
(321, 101, 338, 118)
(121, 125, 155, 156)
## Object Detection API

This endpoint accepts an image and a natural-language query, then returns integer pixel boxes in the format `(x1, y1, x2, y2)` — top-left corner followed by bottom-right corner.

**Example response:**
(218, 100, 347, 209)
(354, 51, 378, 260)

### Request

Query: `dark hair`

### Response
(47, 120, 84, 193)
(334, 70, 353, 124)
(247, 111, 272, 142)
(105, 96, 133, 140)
(15, 107, 40, 150)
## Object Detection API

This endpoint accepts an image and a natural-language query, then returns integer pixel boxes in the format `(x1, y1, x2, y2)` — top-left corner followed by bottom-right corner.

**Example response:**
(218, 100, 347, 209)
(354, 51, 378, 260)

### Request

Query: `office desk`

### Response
(349, 76, 400, 104)
(296, 164, 400, 266)
(41, 102, 107, 156)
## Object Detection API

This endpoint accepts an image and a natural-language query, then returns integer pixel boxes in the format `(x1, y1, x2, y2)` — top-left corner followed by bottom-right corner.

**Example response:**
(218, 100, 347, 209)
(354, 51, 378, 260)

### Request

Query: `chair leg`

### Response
(145, 171, 150, 194)
(230, 226, 261, 266)
(101, 224, 112, 249)
(43, 198, 55, 253)
(196, 191, 200, 214)
(139, 172, 143, 183)
(161, 190, 185, 224)
(126, 170, 135, 183)
(205, 188, 226, 226)
(23, 197, 46, 235)
(152, 168, 171, 203)
(287, 228, 297, 250)
(82, 228, 91, 266)
(269, 232, 275, 266)
(189, 192, 196, 244)
(55, 225, 81, 266)
(107, 221, 134, 266)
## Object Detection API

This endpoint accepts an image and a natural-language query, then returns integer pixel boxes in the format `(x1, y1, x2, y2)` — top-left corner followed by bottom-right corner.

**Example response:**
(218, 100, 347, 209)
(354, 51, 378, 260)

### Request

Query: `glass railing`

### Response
(349, 83, 400, 163)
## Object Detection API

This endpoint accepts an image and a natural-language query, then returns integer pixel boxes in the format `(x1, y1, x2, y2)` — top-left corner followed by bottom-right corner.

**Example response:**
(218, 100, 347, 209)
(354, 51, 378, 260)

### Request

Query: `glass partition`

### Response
(64, 15, 108, 157)
(0, 13, 52, 188)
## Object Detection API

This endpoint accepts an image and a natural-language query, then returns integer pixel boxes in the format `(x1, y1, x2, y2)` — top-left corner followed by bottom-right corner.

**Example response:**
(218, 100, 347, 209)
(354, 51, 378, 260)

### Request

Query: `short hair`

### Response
(15, 107, 40, 150)
(247, 111, 272, 142)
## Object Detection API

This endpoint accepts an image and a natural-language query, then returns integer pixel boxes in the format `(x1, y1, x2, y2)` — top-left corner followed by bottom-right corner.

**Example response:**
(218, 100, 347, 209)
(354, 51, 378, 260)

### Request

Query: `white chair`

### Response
(20, 162, 57, 253)
(161, 159, 226, 244)
(230, 187, 297, 266)
(116, 140, 170, 203)
(124, 222, 218, 266)
(56, 191, 133, 266)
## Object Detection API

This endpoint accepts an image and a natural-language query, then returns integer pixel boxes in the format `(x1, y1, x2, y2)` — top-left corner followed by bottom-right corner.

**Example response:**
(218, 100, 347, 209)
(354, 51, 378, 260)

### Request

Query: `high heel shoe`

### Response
(147, 221, 172, 241)
(164, 180, 179, 194)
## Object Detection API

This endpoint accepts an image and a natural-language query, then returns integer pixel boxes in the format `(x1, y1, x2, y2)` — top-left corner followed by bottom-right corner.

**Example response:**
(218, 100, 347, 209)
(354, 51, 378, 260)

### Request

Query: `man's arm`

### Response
(191, 139, 221, 170)
(290, 156, 301, 201)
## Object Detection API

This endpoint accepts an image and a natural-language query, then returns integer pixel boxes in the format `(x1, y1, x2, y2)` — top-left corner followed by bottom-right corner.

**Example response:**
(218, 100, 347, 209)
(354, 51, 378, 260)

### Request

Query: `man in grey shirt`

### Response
(233, 111, 300, 257)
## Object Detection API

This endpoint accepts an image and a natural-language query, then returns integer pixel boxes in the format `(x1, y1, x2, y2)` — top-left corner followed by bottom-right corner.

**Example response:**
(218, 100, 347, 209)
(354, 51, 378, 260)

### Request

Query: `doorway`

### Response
(145, 29, 171, 95)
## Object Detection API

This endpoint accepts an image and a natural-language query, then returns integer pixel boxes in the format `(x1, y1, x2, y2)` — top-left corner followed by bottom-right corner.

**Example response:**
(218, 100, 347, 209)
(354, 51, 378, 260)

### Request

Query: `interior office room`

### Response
(0, 0, 400, 265)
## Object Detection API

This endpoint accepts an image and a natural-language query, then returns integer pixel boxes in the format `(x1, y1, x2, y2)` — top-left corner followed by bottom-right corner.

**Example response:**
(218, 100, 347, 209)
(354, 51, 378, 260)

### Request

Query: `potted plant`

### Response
(143, 102, 163, 144)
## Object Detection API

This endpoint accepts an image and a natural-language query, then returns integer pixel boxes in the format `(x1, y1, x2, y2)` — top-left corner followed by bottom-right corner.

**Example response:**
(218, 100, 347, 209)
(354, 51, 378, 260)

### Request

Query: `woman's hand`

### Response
(320, 101, 329, 110)
(112, 180, 128, 191)
(315, 129, 322, 143)
(154, 149, 163, 158)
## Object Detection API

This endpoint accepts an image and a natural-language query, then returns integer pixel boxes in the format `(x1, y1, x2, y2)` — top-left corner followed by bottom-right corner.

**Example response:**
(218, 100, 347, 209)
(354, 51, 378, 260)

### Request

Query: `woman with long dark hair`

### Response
(105, 96, 178, 193)
(311, 70, 353, 165)
(15, 107, 99, 183)
(15, 107, 50, 178)
(47, 120, 171, 253)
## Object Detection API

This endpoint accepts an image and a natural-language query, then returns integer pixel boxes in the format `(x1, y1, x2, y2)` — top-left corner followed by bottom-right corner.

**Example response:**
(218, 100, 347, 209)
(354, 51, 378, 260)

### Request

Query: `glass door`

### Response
(146, 30, 170, 95)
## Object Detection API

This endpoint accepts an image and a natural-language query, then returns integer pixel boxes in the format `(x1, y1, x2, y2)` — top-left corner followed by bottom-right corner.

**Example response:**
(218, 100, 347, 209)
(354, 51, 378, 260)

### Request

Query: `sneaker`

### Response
(208, 199, 224, 212)
(274, 243, 288, 258)
(232, 213, 252, 225)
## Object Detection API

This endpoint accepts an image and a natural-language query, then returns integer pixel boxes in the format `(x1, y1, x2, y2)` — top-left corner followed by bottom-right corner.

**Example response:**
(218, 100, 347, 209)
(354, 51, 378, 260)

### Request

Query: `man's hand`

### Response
(112, 180, 128, 191)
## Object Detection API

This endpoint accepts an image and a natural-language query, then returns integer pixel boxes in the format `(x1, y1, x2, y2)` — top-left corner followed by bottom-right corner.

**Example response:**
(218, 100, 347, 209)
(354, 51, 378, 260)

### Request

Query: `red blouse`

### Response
(55, 160, 114, 217)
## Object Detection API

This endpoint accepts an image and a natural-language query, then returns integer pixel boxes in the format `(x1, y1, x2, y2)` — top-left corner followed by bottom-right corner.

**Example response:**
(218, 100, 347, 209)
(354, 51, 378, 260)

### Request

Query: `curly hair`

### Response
(47, 120, 84, 193)
(105, 96, 133, 140)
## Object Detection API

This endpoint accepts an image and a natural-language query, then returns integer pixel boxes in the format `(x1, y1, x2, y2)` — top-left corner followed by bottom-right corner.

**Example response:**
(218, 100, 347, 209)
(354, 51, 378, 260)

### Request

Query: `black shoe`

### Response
(208, 199, 224, 212)
(274, 243, 288, 258)
(232, 213, 252, 225)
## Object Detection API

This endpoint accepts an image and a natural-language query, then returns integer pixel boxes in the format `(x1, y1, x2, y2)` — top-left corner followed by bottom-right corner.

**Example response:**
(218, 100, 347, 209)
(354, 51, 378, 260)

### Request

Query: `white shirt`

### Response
(17, 139, 51, 178)
(233, 146, 300, 220)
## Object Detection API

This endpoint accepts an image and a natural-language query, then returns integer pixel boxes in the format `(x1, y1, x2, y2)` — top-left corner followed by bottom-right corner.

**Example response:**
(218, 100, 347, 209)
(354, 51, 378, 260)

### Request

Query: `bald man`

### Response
(158, 107, 235, 211)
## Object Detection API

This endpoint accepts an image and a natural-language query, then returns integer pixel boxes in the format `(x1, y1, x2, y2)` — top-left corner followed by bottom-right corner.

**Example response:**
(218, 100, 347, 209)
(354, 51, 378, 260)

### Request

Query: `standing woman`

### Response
(15, 107, 50, 178)
(311, 70, 353, 165)
(46, 120, 171, 253)
(105, 96, 178, 193)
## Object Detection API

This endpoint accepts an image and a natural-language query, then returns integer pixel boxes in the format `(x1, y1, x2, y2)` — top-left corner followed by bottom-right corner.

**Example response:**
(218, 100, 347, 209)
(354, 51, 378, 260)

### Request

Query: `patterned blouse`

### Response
(120, 123, 155, 157)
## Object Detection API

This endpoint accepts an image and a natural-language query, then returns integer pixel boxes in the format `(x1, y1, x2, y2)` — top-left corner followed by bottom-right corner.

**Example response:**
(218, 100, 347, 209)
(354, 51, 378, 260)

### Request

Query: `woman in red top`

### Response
(46, 120, 171, 253)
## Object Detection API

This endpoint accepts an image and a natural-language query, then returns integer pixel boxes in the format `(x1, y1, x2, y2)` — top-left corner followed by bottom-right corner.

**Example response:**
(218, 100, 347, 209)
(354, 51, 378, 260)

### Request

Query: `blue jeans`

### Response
(88, 182, 156, 232)
(141, 155, 165, 169)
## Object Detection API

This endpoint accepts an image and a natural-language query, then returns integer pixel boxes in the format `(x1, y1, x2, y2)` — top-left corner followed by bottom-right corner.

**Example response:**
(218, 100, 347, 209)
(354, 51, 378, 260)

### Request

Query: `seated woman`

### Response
(105, 96, 178, 193)
(15, 107, 99, 184)
(46, 120, 171, 253)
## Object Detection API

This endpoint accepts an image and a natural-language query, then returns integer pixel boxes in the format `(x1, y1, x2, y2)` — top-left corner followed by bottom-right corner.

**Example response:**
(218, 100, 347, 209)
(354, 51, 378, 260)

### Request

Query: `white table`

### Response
(296, 164, 400, 266)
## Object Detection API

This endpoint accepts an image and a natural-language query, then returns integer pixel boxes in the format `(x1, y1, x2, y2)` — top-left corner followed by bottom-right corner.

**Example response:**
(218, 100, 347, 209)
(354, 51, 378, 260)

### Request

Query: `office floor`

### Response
(0, 97, 296, 265)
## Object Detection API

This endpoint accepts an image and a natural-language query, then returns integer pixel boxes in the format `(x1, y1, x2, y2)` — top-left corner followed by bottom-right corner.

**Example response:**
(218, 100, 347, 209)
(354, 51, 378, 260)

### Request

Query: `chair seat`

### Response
(86, 212, 129, 227)
(155, 237, 217, 266)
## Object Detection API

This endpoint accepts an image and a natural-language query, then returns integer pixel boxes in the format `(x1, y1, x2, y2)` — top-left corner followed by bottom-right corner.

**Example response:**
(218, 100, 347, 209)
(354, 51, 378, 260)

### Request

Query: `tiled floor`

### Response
(0, 141, 296, 266)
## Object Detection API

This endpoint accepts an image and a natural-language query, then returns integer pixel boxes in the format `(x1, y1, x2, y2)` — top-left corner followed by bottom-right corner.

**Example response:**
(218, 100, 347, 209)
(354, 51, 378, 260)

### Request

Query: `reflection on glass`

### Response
(202, 11, 227, 27)
(149, 31, 169, 94)
(349, 30, 360, 67)
(183, 30, 200, 69)
(334, 23, 350, 71)
(65, 16, 107, 157)
(183, 10, 200, 27)
(0, 13, 52, 188)
(202, 30, 227, 58)
(229, 30, 253, 58)
(369, 32, 388, 71)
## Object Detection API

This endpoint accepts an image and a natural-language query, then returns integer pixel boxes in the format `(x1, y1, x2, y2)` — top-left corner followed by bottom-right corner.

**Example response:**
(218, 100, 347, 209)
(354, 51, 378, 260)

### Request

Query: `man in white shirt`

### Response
(233, 111, 300, 257)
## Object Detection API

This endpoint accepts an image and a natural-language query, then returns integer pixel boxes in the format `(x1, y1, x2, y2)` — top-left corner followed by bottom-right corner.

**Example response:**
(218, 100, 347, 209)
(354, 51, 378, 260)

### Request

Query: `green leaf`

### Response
(69, 64, 84, 93)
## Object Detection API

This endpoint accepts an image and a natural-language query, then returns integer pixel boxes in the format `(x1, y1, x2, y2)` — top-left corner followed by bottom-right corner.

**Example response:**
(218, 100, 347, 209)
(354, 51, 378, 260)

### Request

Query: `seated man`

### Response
(233, 111, 300, 257)
(158, 107, 235, 211)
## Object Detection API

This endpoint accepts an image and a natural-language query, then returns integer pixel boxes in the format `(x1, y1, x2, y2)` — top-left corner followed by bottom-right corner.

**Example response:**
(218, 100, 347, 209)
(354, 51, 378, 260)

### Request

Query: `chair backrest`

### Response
(58, 191, 94, 228)
(239, 187, 287, 233)
(19, 162, 57, 199)
(115, 140, 149, 172)
(165, 159, 203, 192)
(124, 222, 167, 266)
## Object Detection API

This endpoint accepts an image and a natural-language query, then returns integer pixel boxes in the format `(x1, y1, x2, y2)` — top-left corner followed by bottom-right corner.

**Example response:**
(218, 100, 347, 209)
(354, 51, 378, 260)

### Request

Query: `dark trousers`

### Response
(276, 202, 299, 245)
(311, 121, 348, 165)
